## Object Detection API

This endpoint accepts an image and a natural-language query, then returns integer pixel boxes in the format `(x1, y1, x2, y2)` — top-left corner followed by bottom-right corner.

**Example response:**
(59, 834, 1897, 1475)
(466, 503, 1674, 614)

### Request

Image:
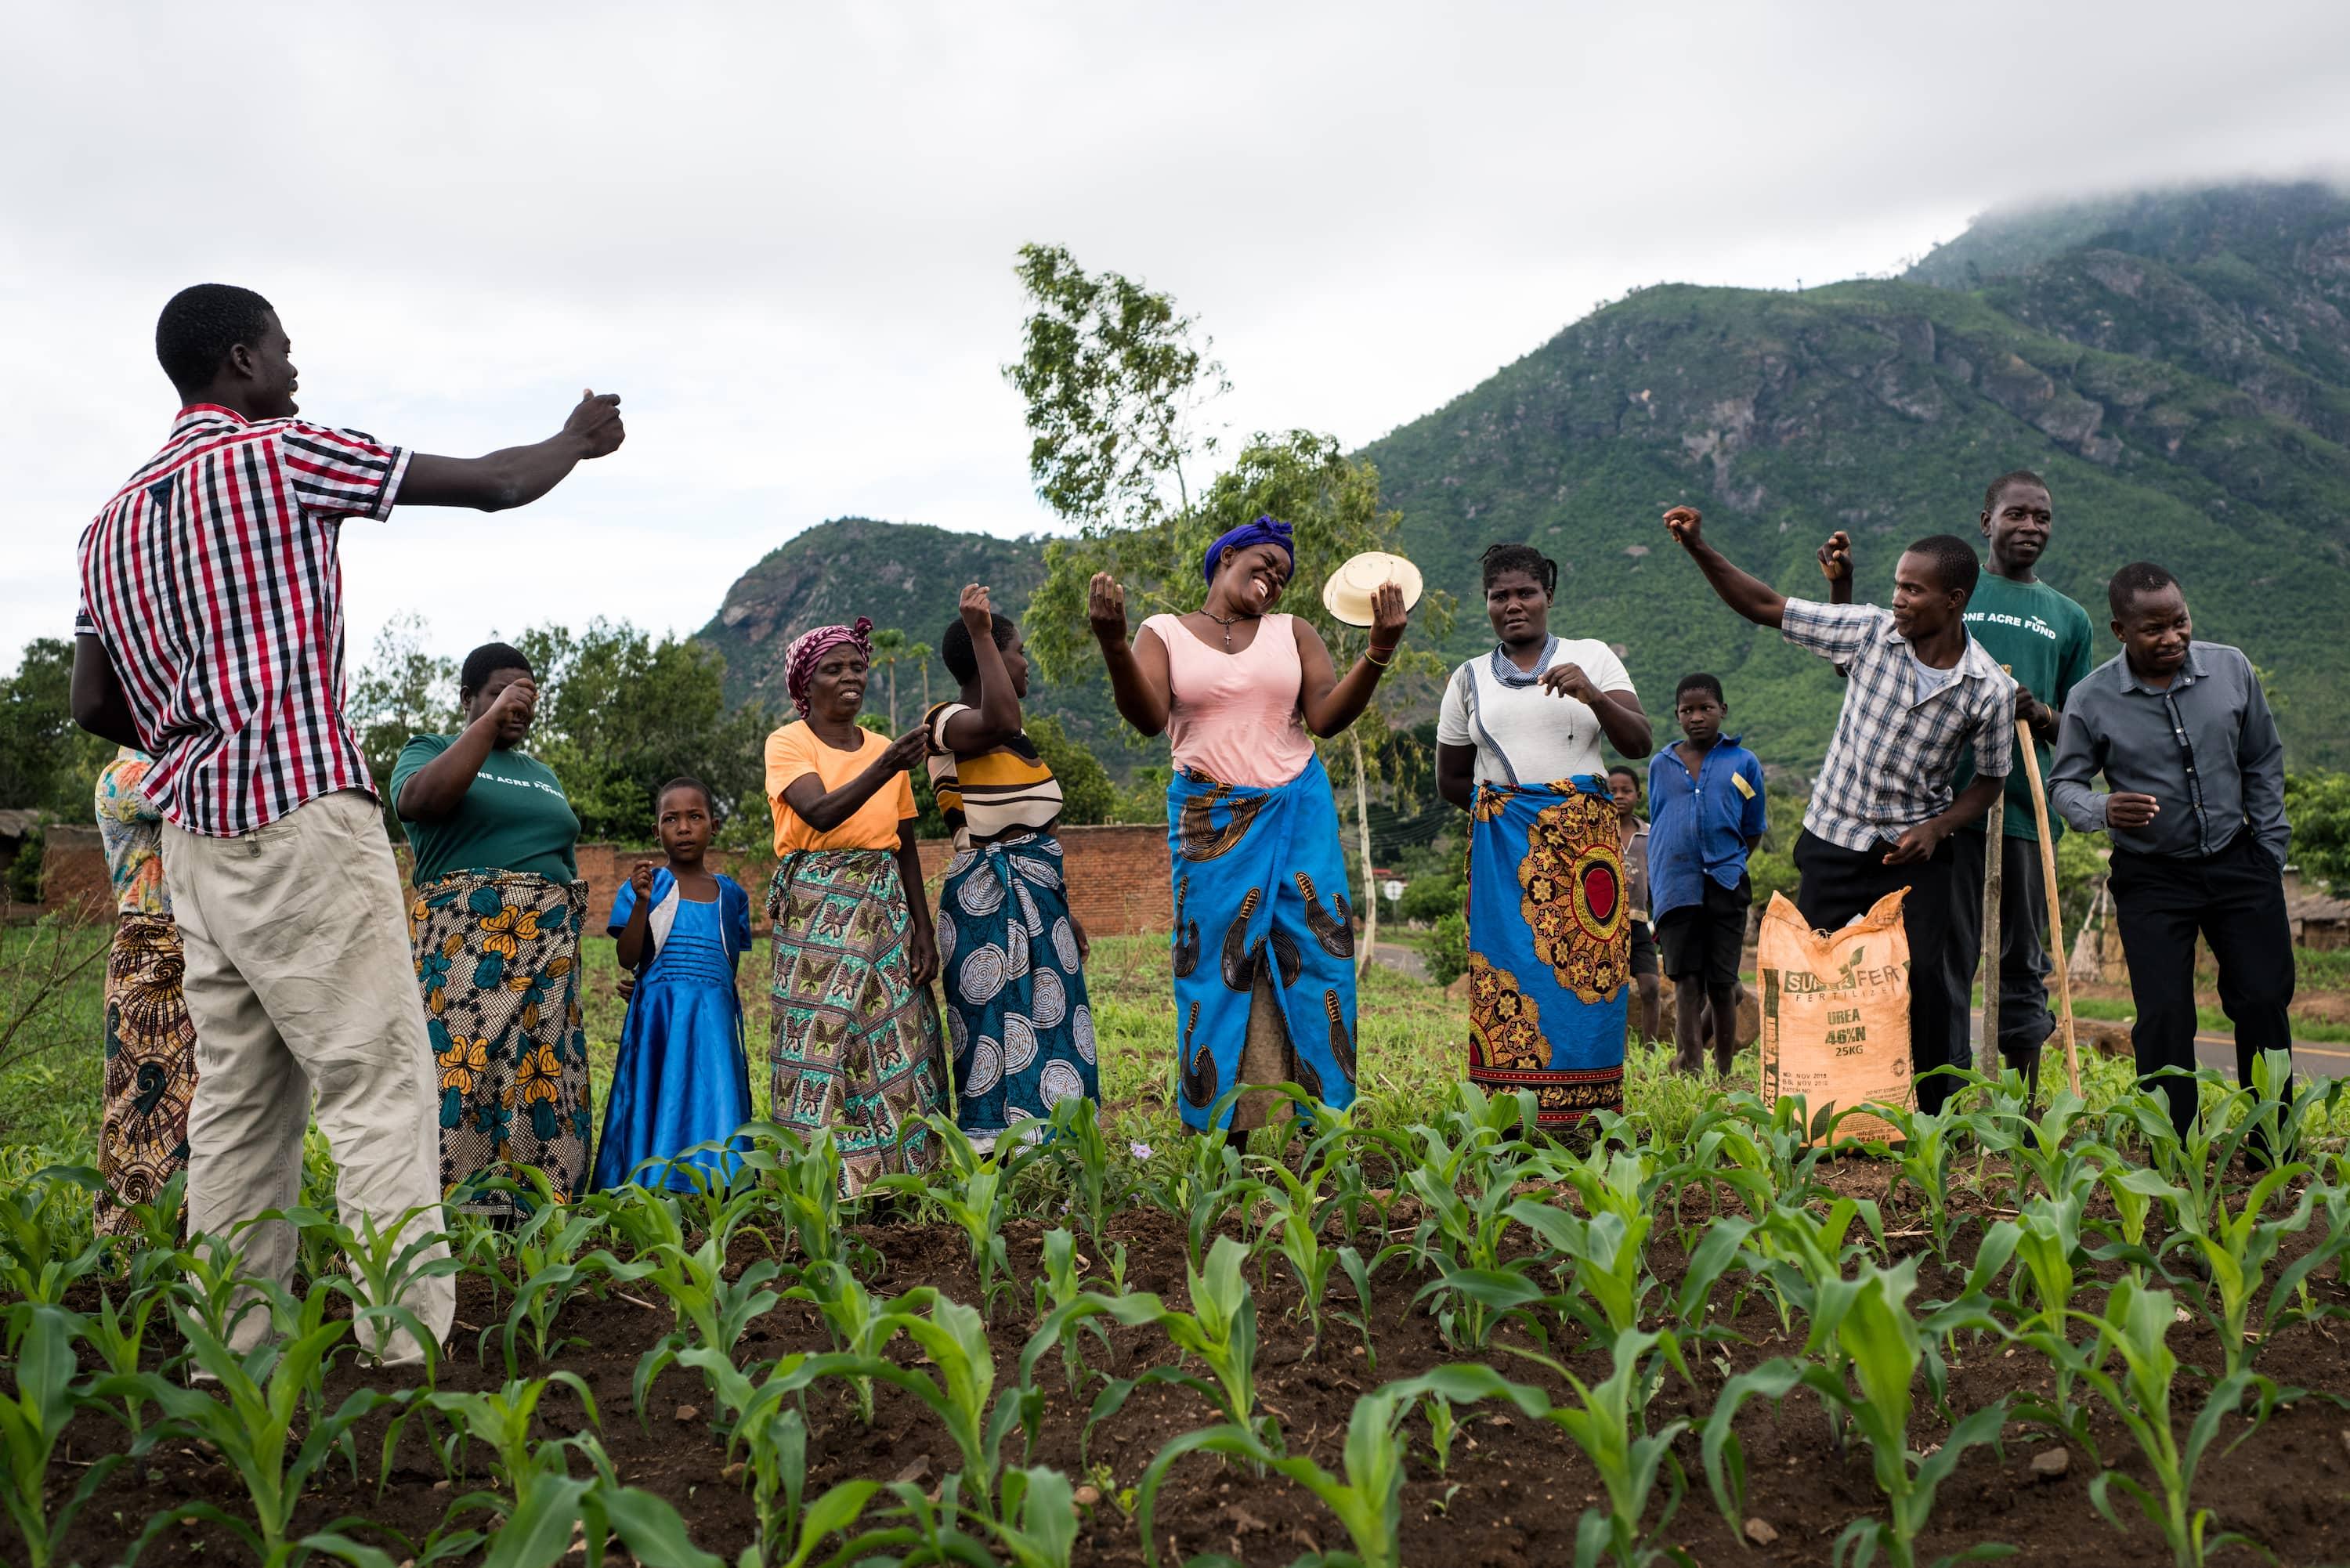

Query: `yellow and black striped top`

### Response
(923, 703, 1065, 849)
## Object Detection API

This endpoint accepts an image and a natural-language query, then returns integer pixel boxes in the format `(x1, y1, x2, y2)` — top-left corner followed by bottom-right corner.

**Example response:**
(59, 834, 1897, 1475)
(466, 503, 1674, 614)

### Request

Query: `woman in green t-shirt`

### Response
(392, 641, 591, 1220)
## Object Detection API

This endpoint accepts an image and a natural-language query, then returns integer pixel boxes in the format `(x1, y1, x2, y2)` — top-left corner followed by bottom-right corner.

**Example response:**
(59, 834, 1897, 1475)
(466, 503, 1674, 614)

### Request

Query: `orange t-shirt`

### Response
(763, 722, 916, 854)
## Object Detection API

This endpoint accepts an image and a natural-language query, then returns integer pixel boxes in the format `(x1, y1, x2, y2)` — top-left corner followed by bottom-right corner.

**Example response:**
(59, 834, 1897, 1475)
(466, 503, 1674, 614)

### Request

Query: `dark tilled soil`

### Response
(24, 1165, 2350, 1568)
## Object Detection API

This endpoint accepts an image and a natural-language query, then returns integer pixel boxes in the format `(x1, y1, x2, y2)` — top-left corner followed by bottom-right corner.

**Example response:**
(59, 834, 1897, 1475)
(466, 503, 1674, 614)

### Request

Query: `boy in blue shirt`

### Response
(1648, 674, 1769, 1077)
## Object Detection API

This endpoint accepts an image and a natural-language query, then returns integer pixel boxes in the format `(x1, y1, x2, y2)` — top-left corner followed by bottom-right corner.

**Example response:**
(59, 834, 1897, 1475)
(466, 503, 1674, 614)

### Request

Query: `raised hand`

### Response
(1540, 662, 1602, 704)
(1088, 572, 1129, 645)
(1662, 506, 1705, 551)
(483, 676, 537, 735)
(564, 389, 626, 459)
(1817, 530, 1853, 584)
(629, 859, 660, 898)
(1368, 582, 1409, 653)
(959, 583, 994, 634)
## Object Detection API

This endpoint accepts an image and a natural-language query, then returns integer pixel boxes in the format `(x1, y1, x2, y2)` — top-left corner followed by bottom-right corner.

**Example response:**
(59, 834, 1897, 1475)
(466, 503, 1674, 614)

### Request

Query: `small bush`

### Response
(1397, 874, 1464, 926)
(4, 827, 44, 905)
(1428, 912, 1468, 988)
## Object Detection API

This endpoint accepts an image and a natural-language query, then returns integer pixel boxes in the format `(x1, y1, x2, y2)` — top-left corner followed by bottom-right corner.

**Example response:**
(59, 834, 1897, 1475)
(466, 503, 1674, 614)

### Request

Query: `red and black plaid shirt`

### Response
(76, 405, 411, 837)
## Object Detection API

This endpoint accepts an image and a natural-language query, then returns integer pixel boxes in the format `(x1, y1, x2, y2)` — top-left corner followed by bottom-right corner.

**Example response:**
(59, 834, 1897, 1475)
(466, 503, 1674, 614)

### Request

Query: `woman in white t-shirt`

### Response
(1436, 544, 1652, 1133)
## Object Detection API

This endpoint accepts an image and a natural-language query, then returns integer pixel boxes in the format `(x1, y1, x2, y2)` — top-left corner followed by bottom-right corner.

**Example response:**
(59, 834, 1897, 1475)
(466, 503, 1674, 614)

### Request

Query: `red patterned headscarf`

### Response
(784, 617, 875, 717)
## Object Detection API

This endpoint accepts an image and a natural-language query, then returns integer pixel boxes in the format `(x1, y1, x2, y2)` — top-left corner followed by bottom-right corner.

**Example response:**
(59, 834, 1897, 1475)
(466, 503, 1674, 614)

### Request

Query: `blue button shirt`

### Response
(1647, 735, 1769, 920)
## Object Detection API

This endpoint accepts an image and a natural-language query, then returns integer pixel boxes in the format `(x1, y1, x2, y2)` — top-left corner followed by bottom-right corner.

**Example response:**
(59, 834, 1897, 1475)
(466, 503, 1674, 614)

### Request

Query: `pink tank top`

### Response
(1144, 612, 1317, 789)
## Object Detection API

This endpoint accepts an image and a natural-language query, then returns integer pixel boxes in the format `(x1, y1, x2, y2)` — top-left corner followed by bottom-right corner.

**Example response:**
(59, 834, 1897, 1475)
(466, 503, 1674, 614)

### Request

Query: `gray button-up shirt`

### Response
(2048, 641, 2288, 864)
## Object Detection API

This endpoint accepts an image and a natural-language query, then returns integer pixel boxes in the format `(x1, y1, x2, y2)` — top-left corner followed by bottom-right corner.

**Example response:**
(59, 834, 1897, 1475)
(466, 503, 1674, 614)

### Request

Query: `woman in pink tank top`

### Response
(1086, 515, 1412, 1143)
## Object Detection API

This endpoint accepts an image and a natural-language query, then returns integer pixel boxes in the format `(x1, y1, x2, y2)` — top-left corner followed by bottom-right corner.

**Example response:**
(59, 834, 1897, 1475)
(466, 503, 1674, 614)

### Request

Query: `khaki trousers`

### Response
(161, 788, 453, 1363)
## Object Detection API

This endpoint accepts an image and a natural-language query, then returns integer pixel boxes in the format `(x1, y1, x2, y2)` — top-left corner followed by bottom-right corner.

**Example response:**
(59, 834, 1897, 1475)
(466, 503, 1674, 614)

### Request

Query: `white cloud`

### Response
(8, 0, 2348, 675)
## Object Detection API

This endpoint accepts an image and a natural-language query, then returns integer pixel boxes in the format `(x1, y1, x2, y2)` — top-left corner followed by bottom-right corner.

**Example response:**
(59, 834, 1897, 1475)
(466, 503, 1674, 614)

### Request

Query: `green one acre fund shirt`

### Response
(391, 734, 581, 885)
(1951, 575, 2096, 842)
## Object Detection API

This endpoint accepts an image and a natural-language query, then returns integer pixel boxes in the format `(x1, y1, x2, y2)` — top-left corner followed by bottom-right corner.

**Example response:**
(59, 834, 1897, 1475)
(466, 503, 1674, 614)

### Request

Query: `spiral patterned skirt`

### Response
(96, 913, 198, 1237)
(936, 831, 1098, 1147)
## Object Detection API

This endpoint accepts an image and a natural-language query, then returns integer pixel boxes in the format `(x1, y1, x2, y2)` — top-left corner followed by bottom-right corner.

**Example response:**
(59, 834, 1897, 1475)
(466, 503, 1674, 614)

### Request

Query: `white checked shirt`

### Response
(1781, 599, 2016, 852)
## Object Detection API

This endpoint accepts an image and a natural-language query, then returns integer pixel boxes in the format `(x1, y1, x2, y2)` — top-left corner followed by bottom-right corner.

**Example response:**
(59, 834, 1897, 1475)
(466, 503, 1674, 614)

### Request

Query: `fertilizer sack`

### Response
(1756, 888, 1914, 1145)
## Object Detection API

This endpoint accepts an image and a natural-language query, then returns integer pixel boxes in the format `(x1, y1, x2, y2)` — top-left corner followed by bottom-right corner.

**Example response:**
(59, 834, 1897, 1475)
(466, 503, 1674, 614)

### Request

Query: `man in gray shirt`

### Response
(2048, 562, 2291, 1140)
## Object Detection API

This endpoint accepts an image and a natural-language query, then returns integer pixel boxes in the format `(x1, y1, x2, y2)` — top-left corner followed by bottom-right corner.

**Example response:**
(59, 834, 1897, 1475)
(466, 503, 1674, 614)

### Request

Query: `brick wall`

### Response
(31, 821, 1178, 937)
(27, 826, 109, 920)
(582, 824, 1173, 937)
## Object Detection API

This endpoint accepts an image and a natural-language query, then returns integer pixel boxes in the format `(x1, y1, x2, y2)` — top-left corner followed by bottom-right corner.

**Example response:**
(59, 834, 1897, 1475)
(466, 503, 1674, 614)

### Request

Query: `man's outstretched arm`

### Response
(1662, 506, 1786, 628)
(394, 389, 625, 511)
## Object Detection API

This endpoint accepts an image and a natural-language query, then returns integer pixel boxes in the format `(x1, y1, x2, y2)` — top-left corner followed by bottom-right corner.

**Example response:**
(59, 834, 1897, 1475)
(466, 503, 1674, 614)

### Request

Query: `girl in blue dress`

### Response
(593, 778, 754, 1191)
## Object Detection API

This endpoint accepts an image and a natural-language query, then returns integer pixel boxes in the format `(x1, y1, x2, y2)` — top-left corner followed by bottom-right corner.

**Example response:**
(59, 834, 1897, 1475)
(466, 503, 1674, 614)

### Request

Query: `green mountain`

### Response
(695, 516, 1129, 761)
(701, 182, 2350, 773)
(1359, 179, 2350, 770)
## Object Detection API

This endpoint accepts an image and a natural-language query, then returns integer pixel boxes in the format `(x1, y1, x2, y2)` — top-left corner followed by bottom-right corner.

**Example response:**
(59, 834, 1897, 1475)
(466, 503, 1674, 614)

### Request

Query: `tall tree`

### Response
(348, 614, 458, 830)
(0, 638, 117, 817)
(1006, 248, 1452, 956)
(514, 620, 776, 844)
(1003, 242, 1227, 540)
(870, 627, 908, 730)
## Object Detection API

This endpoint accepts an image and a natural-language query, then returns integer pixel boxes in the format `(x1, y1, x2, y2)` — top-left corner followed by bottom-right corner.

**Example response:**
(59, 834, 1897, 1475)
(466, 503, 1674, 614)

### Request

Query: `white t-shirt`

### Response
(1437, 637, 1637, 786)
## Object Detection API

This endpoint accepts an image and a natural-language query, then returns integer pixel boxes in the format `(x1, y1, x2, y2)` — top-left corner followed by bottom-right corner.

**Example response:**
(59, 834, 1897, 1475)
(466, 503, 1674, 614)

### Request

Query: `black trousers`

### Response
(2108, 833, 2294, 1137)
(1942, 828, 2054, 1093)
(1793, 829, 1961, 1115)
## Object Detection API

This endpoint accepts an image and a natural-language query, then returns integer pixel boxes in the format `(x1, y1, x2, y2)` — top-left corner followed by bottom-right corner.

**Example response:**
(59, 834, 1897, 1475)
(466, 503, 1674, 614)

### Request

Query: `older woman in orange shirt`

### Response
(762, 617, 950, 1190)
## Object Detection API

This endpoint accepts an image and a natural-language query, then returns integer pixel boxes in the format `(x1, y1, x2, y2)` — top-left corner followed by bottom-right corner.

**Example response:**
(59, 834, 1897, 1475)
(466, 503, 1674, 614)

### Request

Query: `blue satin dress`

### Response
(592, 873, 754, 1191)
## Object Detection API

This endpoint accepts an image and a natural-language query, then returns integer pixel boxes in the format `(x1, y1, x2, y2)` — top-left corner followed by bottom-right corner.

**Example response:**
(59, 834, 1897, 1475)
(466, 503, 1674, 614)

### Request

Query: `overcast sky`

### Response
(9, 0, 2349, 679)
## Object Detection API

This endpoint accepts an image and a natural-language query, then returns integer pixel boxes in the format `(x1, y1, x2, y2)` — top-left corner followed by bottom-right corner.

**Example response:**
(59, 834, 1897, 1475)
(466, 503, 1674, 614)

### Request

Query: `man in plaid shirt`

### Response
(71, 284, 624, 1363)
(1662, 506, 2012, 1115)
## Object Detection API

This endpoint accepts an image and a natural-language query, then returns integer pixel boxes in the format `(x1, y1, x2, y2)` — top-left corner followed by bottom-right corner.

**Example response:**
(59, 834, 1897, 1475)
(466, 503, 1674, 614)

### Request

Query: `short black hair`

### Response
(1675, 673, 1725, 706)
(1607, 764, 1641, 793)
(1981, 468, 2048, 514)
(156, 284, 276, 396)
(656, 776, 714, 815)
(1904, 534, 1982, 602)
(458, 641, 533, 698)
(940, 612, 1018, 686)
(1479, 542, 1559, 598)
(2107, 561, 2180, 620)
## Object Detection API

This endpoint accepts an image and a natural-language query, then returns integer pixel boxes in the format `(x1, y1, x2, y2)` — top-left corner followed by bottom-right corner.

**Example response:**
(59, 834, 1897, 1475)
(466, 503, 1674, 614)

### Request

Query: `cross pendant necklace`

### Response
(1202, 609, 1258, 649)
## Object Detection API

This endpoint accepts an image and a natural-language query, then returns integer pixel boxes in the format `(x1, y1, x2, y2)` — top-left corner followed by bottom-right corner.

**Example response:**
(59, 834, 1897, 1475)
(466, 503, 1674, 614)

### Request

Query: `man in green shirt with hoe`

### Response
(1820, 468, 2093, 1096)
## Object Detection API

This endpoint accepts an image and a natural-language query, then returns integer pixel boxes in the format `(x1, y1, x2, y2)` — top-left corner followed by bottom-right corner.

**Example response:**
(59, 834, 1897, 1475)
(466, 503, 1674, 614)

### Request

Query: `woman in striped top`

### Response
(924, 584, 1098, 1147)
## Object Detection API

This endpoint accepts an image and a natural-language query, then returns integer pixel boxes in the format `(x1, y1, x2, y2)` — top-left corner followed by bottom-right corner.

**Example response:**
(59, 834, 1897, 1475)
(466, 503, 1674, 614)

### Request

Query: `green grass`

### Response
(2060, 993, 2350, 1046)
(9, 919, 2341, 1190)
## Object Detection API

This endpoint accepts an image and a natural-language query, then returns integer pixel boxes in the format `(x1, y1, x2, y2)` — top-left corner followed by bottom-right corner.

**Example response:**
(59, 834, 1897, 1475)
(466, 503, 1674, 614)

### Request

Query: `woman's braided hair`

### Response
(1479, 542, 1559, 598)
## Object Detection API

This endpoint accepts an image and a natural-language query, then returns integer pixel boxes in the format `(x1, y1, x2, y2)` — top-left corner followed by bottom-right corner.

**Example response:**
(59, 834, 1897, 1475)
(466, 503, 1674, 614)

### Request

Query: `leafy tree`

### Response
(512, 620, 775, 845)
(870, 627, 909, 731)
(348, 615, 459, 831)
(1003, 242, 1226, 537)
(1006, 247, 1456, 952)
(0, 639, 114, 818)
(1397, 873, 1465, 926)
(2286, 769, 2350, 894)
(906, 641, 936, 718)
(1025, 714, 1115, 826)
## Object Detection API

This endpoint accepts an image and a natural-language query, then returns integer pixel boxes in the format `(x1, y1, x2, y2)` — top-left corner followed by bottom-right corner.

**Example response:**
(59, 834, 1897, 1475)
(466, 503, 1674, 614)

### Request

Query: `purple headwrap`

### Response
(784, 616, 875, 717)
(1202, 515, 1295, 585)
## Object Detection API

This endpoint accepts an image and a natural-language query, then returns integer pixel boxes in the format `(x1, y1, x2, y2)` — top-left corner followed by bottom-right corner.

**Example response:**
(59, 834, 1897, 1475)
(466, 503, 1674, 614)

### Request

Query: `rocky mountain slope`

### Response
(700, 182, 2350, 771)
(1359, 179, 2350, 767)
